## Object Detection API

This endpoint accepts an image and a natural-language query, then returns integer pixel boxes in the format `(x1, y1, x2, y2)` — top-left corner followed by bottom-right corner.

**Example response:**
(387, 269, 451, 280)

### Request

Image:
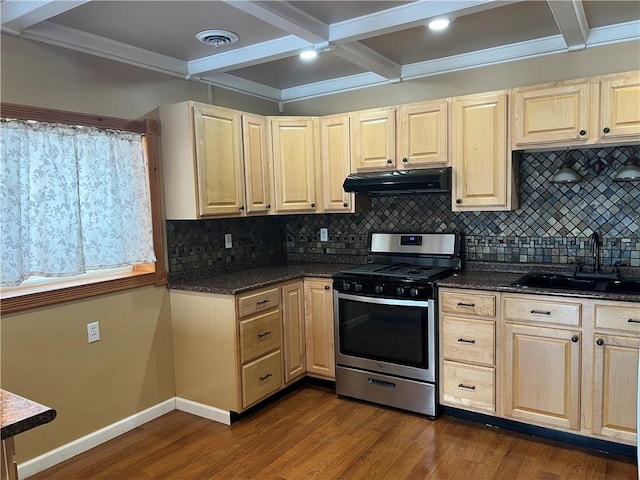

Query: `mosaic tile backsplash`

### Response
(167, 145, 640, 277)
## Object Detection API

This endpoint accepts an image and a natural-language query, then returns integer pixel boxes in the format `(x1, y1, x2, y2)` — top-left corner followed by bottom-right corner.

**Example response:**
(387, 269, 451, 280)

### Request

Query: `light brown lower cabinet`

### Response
(281, 281, 306, 384)
(439, 288, 639, 446)
(304, 278, 335, 380)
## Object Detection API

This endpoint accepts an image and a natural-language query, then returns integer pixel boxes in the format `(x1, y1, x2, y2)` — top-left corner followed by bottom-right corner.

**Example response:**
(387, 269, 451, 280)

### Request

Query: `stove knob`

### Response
(396, 286, 405, 296)
(374, 284, 384, 294)
(409, 288, 420, 298)
(342, 281, 351, 291)
(354, 283, 363, 293)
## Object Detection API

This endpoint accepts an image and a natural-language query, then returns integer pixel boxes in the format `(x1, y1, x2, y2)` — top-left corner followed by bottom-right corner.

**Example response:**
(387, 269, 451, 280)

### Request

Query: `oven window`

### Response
(338, 298, 428, 368)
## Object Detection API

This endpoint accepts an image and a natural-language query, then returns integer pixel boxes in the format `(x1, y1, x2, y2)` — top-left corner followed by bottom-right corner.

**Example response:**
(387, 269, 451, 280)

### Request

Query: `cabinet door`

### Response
(270, 117, 319, 213)
(320, 114, 353, 212)
(599, 74, 640, 141)
(451, 91, 511, 211)
(398, 99, 448, 168)
(281, 281, 306, 384)
(504, 323, 581, 430)
(592, 334, 639, 444)
(350, 108, 396, 171)
(512, 83, 590, 147)
(242, 114, 271, 214)
(193, 104, 245, 216)
(304, 279, 335, 379)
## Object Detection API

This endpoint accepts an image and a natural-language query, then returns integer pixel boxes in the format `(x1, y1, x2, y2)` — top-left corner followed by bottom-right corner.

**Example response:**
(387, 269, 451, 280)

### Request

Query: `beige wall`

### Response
(1, 287, 175, 463)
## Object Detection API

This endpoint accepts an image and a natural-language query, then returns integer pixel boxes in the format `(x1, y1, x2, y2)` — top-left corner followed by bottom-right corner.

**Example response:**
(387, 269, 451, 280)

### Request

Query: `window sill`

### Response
(1, 269, 167, 314)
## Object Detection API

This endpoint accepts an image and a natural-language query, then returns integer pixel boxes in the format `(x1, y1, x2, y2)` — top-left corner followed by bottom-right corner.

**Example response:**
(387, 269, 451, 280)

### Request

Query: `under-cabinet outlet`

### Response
(320, 228, 328, 242)
(87, 321, 100, 343)
(225, 233, 232, 249)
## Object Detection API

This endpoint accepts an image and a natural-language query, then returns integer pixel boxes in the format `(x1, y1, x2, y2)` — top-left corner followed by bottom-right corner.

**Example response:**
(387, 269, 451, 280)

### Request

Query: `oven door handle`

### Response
(335, 292, 431, 308)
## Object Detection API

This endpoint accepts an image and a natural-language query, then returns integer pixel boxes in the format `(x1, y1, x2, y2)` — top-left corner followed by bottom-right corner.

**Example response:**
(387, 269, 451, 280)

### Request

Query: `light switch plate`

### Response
(224, 233, 232, 249)
(320, 228, 328, 242)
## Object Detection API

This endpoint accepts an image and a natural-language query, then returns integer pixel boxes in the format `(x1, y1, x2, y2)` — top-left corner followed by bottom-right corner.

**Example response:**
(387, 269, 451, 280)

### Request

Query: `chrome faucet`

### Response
(590, 232, 601, 273)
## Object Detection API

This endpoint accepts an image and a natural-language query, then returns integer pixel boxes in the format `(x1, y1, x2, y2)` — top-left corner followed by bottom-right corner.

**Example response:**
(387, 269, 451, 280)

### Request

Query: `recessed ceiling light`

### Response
(195, 30, 239, 48)
(428, 18, 450, 31)
(300, 49, 318, 61)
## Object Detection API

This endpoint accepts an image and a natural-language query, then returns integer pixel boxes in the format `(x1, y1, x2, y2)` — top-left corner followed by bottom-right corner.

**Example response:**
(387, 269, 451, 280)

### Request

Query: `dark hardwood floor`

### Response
(31, 385, 637, 479)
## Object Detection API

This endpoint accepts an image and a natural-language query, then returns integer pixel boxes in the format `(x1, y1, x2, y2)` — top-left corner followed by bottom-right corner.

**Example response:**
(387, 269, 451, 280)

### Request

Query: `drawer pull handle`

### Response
(571, 335, 579, 343)
(257, 331, 271, 338)
(457, 338, 476, 344)
(596, 338, 604, 346)
(368, 378, 396, 389)
(530, 310, 551, 316)
(256, 299, 270, 306)
(628, 319, 640, 324)
(458, 383, 476, 390)
(457, 302, 475, 307)
(259, 373, 273, 382)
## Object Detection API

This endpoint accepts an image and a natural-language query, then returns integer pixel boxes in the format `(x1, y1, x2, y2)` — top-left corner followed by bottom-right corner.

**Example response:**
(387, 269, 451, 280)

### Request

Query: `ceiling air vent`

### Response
(195, 30, 239, 48)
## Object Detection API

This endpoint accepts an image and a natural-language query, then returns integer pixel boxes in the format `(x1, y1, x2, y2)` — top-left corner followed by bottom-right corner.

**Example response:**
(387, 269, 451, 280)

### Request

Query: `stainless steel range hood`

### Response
(343, 167, 451, 195)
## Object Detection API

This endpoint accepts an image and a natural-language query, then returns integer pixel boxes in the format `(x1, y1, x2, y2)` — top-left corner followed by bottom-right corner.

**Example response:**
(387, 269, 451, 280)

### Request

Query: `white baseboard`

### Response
(175, 397, 231, 425)
(18, 398, 175, 479)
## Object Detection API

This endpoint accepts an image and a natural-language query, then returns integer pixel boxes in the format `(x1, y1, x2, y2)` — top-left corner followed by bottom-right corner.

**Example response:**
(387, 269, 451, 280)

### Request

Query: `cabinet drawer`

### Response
(595, 304, 640, 333)
(442, 316, 495, 365)
(441, 291, 496, 318)
(242, 350, 283, 408)
(504, 296, 581, 326)
(237, 287, 280, 318)
(442, 360, 495, 413)
(239, 310, 282, 364)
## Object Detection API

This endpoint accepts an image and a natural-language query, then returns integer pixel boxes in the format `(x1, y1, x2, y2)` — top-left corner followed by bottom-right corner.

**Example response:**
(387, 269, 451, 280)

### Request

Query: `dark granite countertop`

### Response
(169, 263, 352, 295)
(437, 270, 640, 303)
(1, 389, 56, 440)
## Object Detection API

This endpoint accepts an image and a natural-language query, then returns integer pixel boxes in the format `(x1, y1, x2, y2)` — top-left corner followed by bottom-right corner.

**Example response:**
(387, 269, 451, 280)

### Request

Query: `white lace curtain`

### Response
(1, 119, 156, 287)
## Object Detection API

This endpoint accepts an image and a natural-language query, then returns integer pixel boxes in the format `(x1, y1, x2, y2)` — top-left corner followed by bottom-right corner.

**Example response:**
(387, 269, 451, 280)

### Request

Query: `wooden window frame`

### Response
(0, 103, 167, 314)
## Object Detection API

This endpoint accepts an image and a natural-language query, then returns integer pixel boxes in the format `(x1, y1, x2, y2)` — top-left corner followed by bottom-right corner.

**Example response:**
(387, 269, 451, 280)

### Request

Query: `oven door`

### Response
(334, 291, 436, 382)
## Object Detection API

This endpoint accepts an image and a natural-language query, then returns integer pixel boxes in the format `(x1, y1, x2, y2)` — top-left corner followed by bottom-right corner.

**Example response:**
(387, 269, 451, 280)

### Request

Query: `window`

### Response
(0, 104, 166, 313)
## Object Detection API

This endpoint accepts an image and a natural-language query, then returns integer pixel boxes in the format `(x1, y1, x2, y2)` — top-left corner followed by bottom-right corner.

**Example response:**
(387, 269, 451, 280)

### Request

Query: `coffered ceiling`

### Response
(2, 1, 639, 105)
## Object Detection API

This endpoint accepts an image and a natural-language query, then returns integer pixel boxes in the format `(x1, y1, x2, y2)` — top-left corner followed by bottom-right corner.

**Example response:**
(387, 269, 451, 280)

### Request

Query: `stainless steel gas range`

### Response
(332, 232, 462, 418)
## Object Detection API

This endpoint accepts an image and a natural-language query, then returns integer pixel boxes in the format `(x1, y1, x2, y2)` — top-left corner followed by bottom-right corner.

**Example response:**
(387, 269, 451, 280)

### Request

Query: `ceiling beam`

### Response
(188, 35, 311, 77)
(223, 1, 329, 44)
(330, 0, 524, 44)
(332, 42, 401, 81)
(1, 0, 90, 35)
(547, 0, 589, 51)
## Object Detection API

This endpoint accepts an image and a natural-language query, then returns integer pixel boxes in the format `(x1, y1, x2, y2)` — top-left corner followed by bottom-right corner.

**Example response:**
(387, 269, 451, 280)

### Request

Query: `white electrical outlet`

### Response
(320, 228, 328, 242)
(87, 321, 100, 343)
(224, 233, 233, 249)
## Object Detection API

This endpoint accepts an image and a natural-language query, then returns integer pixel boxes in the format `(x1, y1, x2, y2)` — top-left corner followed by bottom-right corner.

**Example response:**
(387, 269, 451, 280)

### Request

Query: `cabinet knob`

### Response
(324, 285, 330, 290)
(596, 338, 604, 346)
(311, 203, 316, 208)
(386, 159, 393, 164)
(343, 202, 348, 208)
(239, 205, 245, 211)
(603, 127, 610, 134)
(402, 157, 408, 163)
(456, 199, 462, 204)
(266, 204, 271, 209)
(579, 130, 587, 136)
(571, 335, 579, 343)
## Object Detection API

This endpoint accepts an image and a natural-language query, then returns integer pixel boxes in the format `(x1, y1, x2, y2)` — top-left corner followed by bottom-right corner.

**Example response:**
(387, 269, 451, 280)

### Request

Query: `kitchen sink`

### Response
(513, 273, 599, 291)
(604, 279, 640, 295)
(512, 273, 640, 295)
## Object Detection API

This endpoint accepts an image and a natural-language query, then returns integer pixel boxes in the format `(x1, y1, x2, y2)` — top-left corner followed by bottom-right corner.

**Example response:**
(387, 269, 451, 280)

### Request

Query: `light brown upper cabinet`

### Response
(512, 71, 640, 149)
(320, 114, 354, 213)
(451, 91, 517, 211)
(159, 101, 270, 219)
(598, 71, 640, 142)
(268, 117, 320, 214)
(397, 99, 448, 168)
(350, 107, 396, 172)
